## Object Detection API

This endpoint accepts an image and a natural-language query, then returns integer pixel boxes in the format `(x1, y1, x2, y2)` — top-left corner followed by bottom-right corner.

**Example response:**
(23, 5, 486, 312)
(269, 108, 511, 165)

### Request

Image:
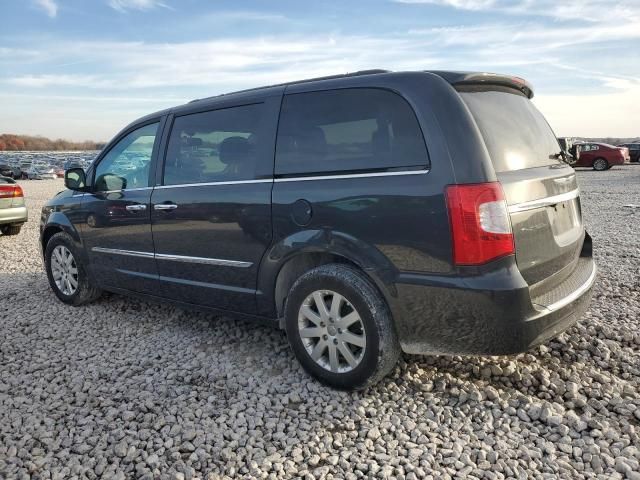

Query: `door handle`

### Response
(125, 204, 147, 212)
(154, 203, 178, 211)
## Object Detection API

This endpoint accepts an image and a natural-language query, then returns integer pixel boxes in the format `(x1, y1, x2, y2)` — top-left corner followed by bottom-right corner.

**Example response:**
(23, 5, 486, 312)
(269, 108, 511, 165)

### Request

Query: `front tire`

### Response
(45, 232, 102, 305)
(284, 264, 400, 390)
(593, 158, 608, 171)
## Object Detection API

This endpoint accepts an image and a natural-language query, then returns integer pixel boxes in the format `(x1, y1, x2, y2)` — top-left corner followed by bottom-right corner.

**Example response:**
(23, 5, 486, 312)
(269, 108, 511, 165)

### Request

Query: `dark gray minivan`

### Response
(41, 70, 596, 389)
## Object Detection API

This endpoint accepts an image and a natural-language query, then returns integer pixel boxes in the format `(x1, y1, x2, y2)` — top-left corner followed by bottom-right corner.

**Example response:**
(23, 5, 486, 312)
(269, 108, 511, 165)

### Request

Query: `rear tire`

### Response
(593, 158, 608, 171)
(284, 264, 400, 390)
(0, 225, 21, 236)
(45, 232, 102, 306)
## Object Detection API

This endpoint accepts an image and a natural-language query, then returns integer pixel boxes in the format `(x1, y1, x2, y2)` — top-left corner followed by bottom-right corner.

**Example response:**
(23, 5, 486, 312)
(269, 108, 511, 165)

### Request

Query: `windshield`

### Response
(460, 90, 564, 172)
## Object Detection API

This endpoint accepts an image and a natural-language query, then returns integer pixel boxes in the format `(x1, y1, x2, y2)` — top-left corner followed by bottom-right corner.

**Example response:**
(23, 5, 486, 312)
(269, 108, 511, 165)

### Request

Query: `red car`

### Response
(574, 142, 630, 170)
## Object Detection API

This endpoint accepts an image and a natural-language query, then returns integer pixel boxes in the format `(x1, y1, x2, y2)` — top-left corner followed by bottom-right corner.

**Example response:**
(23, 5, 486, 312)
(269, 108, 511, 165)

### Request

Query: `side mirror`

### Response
(65, 168, 87, 191)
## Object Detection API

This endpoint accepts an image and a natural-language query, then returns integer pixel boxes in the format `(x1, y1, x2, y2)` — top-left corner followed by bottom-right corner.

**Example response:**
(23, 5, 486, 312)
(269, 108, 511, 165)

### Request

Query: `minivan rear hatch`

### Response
(456, 82, 585, 292)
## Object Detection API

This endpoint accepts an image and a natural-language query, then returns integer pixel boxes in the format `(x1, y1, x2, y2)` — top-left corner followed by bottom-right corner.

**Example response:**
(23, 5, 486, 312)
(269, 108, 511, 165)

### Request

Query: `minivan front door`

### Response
(150, 100, 278, 313)
(80, 121, 161, 294)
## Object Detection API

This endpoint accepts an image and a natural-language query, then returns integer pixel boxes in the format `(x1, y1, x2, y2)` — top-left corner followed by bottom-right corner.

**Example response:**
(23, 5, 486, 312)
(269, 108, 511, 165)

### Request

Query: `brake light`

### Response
(0, 185, 22, 199)
(445, 182, 514, 266)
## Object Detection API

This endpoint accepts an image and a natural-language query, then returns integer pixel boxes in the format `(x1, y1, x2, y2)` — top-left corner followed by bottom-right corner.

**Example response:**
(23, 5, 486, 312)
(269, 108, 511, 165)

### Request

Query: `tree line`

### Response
(0, 134, 104, 151)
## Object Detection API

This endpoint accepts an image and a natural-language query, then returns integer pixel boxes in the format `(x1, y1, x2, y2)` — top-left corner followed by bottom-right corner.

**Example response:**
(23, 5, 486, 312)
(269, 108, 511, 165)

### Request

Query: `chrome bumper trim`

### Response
(545, 262, 597, 312)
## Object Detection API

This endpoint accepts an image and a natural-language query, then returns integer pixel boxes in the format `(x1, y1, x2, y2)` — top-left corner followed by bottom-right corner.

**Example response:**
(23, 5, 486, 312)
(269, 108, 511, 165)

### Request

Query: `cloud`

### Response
(396, 0, 496, 9)
(394, 0, 640, 22)
(9, 74, 110, 88)
(34, 0, 58, 18)
(3, 36, 442, 91)
(108, 0, 170, 12)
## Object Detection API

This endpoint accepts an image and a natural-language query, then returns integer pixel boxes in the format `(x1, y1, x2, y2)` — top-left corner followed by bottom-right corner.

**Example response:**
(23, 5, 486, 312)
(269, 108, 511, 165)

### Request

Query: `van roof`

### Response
(188, 69, 391, 104)
(188, 69, 534, 105)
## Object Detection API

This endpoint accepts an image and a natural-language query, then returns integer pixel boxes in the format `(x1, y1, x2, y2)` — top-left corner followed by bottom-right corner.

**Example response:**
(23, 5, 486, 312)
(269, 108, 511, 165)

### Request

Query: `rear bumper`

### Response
(0, 206, 28, 225)
(393, 254, 596, 356)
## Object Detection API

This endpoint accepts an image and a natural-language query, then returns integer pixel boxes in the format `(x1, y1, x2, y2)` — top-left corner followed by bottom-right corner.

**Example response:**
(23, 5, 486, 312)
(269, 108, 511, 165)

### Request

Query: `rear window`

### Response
(276, 88, 429, 176)
(460, 90, 564, 172)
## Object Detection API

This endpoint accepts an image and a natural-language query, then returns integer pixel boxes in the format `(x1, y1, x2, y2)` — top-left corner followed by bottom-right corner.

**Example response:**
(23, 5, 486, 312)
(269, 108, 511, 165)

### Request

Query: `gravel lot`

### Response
(1, 166, 639, 480)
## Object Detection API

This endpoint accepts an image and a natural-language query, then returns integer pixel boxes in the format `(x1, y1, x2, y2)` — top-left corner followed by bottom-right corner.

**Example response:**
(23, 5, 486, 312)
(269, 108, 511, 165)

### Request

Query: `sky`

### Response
(1, 0, 639, 141)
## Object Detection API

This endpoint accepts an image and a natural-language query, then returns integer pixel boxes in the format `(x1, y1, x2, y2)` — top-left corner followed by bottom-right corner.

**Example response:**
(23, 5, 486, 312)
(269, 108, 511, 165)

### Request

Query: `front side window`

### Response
(163, 103, 264, 186)
(275, 88, 429, 176)
(94, 122, 159, 192)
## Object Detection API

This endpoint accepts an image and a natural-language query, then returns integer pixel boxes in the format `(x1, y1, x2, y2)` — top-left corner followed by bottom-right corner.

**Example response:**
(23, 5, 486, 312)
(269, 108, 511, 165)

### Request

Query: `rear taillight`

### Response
(445, 182, 514, 266)
(0, 185, 23, 199)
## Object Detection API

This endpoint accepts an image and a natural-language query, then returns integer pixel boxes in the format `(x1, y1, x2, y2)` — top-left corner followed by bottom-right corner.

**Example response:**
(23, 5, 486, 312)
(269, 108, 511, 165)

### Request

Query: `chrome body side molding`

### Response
(91, 247, 252, 268)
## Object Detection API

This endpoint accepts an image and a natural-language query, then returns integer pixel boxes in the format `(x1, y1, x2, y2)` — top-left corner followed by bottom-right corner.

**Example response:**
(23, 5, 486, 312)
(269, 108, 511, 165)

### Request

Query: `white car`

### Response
(29, 168, 58, 180)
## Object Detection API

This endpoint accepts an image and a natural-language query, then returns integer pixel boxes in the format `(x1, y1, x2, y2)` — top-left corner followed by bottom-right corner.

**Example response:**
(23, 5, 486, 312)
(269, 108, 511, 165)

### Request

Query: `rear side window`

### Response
(275, 88, 429, 176)
(460, 90, 564, 172)
(164, 103, 264, 186)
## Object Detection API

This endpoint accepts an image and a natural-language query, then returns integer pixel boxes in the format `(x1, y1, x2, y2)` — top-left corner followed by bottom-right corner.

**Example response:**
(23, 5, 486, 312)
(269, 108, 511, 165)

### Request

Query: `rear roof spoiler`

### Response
(426, 71, 534, 99)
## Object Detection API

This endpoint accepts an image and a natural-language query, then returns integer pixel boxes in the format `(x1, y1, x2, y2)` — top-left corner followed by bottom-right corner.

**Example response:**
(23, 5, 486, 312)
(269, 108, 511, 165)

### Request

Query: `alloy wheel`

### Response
(297, 290, 366, 373)
(51, 245, 79, 296)
(594, 158, 607, 171)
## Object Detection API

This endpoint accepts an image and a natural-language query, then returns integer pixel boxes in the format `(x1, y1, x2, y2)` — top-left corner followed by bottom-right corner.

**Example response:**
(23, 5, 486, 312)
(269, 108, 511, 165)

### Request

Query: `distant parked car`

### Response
(55, 168, 65, 178)
(64, 160, 85, 171)
(0, 176, 27, 235)
(617, 143, 640, 163)
(20, 163, 33, 179)
(29, 168, 58, 180)
(574, 142, 629, 170)
(0, 164, 15, 179)
(10, 165, 23, 179)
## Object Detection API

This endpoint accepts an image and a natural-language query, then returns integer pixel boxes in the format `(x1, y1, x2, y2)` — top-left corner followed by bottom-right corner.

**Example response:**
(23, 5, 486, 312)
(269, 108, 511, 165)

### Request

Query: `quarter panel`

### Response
(261, 173, 452, 316)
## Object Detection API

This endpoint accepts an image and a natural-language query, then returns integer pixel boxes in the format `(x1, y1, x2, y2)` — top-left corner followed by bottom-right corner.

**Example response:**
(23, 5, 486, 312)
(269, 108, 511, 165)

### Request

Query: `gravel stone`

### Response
(1, 167, 639, 478)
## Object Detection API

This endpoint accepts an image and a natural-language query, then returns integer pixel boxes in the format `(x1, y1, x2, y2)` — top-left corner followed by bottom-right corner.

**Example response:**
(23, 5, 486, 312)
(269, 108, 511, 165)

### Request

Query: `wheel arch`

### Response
(40, 212, 82, 255)
(257, 230, 403, 324)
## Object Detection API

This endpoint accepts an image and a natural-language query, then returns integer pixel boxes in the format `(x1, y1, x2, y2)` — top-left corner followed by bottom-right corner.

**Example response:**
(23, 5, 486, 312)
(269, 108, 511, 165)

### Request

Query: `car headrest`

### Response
(219, 136, 250, 165)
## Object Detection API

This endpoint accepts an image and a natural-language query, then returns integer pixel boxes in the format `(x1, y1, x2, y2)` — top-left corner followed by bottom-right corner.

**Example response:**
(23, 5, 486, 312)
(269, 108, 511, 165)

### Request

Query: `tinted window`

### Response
(164, 104, 264, 185)
(460, 90, 563, 172)
(275, 88, 428, 175)
(94, 122, 158, 192)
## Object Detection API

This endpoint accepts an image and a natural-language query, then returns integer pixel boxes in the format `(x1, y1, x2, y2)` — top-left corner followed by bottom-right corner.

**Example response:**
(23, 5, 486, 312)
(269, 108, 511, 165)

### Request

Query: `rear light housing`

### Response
(0, 184, 23, 199)
(445, 182, 514, 266)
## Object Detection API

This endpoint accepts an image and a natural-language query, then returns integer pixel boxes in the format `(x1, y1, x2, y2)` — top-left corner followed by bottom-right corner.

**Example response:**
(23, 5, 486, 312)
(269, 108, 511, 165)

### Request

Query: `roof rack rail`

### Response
(188, 69, 391, 104)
